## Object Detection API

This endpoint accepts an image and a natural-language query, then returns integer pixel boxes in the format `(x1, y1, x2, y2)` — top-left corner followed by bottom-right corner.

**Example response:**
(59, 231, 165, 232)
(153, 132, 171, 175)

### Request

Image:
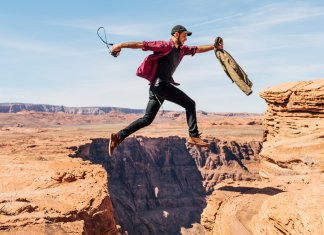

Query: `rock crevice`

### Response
(72, 136, 261, 235)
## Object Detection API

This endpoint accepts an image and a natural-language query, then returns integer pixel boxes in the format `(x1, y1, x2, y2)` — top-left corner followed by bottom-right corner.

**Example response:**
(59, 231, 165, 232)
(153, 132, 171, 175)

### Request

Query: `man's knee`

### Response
(186, 99, 196, 109)
(142, 115, 155, 126)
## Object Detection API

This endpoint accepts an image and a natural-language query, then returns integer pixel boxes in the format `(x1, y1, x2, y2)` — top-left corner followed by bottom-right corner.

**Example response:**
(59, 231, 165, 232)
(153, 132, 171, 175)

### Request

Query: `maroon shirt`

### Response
(136, 39, 198, 85)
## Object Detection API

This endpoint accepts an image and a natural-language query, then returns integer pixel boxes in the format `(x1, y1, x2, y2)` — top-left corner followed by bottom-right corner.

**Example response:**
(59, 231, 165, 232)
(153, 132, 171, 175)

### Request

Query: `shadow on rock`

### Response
(218, 185, 285, 196)
(71, 136, 207, 235)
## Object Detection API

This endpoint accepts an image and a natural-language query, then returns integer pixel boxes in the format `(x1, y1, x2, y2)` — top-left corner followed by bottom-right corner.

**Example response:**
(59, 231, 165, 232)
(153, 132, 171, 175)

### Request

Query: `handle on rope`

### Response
(97, 27, 119, 57)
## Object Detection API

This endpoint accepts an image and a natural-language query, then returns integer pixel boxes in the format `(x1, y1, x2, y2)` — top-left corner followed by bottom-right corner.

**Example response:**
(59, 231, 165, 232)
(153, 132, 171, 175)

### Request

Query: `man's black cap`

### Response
(171, 25, 192, 36)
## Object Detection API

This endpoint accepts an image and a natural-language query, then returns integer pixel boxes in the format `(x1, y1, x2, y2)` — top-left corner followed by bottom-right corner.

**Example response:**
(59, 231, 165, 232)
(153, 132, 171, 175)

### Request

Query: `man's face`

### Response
(179, 32, 188, 45)
(174, 32, 187, 46)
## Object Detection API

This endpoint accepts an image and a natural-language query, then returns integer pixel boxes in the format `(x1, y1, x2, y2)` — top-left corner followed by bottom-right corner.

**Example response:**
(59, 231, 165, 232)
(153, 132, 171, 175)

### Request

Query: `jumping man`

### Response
(108, 25, 223, 155)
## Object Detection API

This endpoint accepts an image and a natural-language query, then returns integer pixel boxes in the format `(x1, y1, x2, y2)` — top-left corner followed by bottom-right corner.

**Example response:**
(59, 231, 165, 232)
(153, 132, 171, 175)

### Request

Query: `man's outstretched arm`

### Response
(111, 42, 144, 56)
(197, 45, 214, 53)
(197, 37, 223, 53)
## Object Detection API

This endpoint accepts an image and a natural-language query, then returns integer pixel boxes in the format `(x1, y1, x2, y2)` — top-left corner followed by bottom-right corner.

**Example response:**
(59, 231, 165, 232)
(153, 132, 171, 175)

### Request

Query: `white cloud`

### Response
(192, 12, 244, 27)
(197, 2, 324, 34)
(49, 19, 166, 38)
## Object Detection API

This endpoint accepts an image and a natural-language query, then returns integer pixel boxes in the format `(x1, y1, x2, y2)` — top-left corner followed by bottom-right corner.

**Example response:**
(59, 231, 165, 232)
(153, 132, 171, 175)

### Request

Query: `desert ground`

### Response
(1, 109, 322, 234)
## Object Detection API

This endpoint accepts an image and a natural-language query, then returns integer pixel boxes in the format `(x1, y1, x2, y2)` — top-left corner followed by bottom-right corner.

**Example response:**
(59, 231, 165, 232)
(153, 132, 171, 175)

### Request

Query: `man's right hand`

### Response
(111, 44, 122, 57)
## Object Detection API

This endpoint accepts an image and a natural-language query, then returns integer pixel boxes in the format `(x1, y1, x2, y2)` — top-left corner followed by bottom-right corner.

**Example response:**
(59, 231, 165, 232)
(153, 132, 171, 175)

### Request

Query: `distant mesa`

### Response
(0, 103, 262, 116)
(0, 103, 145, 115)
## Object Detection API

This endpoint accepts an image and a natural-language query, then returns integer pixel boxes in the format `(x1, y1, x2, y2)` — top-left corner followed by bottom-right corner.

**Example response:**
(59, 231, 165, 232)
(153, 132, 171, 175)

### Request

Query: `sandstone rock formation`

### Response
(250, 79, 324, 235)
(2, 78, 322, 235)
(72, 136, 261, 235)
(0, 111, 263, 235)
(259, 79, 324, 176)
(199, 79, 324, 235)
(0, 127, 119, 235)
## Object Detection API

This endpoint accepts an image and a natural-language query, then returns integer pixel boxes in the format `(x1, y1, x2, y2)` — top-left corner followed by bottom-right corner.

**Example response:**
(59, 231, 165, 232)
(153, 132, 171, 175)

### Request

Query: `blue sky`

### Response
(1, 0, 323, 113)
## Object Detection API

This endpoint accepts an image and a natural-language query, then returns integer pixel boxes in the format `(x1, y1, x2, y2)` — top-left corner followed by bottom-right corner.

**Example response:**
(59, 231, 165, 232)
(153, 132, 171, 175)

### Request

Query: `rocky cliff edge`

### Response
(200, 79, 324, 235)
(248, 79, 324, 235)
(259, 79, 324, 176)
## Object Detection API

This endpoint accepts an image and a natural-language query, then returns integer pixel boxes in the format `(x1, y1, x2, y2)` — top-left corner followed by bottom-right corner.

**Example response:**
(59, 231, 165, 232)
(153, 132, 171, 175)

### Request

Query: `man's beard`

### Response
(176, 38, 183, 46)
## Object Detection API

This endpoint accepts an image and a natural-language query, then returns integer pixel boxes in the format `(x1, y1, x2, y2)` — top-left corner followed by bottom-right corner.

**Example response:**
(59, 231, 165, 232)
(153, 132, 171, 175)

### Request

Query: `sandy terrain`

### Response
(0, 111, 262, 234)
(2, 106, 322, 234)
(0, 111, 263, 139)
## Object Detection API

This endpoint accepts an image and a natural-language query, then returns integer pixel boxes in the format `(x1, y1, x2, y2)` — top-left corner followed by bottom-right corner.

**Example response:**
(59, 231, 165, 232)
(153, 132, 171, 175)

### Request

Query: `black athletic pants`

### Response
(117, 82, 199, 140)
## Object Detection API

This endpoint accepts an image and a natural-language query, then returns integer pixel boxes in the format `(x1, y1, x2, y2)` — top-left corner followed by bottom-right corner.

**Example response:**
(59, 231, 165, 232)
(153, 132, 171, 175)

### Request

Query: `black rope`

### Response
(97, 27, 119, 57)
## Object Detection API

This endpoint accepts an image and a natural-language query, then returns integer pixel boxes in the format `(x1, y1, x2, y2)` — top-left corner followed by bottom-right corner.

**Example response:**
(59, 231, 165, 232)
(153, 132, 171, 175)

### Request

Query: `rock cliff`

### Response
(2, 80, 322, 234)
(194, 80, 324, 235)
(249, 79, 324, 235)
(259, 79, 324, 175)
(0, 127, 119, 235)
(72, 136, 261, 235)
(0, 161, 118, 235)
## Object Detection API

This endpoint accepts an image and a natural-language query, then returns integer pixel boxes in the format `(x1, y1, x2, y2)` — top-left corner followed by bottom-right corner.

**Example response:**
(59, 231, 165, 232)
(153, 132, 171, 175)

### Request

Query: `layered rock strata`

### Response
(259, 79, 324, 175)
(0, 162, 118, 235)
(197, 80, 324, 235)
(0, 128, 119, 235)
(248, 79, 324, 235)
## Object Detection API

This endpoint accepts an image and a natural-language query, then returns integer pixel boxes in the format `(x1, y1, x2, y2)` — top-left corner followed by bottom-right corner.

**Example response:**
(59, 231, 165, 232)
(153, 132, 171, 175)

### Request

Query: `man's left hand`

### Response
(214, 37, 223, 50)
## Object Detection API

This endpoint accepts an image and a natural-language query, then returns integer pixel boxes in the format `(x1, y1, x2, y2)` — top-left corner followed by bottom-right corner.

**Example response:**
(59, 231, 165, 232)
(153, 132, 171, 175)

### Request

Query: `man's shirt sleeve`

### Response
(183, 45, 198, 56)
(142, 41, 170, 52)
